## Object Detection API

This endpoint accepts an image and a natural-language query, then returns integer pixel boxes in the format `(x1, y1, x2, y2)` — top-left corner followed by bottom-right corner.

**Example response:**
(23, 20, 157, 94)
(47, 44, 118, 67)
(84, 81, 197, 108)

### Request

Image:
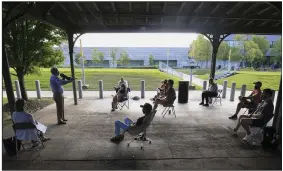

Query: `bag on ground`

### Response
(3, 136, 22, 156)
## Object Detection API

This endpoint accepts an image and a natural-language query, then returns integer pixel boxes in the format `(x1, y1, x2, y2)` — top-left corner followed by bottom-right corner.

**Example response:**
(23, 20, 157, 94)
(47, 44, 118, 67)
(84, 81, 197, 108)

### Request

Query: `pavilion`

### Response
(2, 1, 282, 138)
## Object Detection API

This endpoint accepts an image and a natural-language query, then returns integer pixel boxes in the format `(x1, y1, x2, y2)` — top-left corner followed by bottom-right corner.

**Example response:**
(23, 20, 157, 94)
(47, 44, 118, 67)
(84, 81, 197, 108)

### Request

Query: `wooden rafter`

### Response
(111, 2, 116, 12)
(93, 2, 100, 11)
(179, 2, 186, 13)
(129, 2, 132, 12)
(257, 6, 271, 15)
(226, 2, 244, 15)
(210, 3, 221, 15)
(195, 2, 204, 13)
(243, 3, 261, 17)
(146, 2, 149, 12)
(75, 2, 89, 24)
(256, 20, 269, 27)
(244, 20, 254, 27)
(162, 2, 167, 13)
(58, 3, 76, 25)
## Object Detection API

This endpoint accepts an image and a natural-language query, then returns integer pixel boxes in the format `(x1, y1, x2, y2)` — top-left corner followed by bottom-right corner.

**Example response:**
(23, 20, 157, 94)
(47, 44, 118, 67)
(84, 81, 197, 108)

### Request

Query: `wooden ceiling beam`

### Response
(129, 2, 132, 12)
(178, 2, 186, 13)
(58, 3, 76, 25)
(256, 20, 269, 27)
(257, 6, 271, 15)
(146, 2, 149, 12)
(210, 3, 221, 15)
(226, 2, 244, 15)
(162, 2, 167, 13)
(93, 2, 100, 11)
(243, 3, 261, 17)
(244, 20, 254, 27)
(111, 2, 116, 12)
(195, 2, 204, 13)
(75, 2, 89, 24)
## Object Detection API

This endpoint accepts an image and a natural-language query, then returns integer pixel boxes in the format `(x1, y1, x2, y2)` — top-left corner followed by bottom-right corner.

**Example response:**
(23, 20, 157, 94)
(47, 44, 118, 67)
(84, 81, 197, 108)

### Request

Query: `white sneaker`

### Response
(243, 134, 252, 142)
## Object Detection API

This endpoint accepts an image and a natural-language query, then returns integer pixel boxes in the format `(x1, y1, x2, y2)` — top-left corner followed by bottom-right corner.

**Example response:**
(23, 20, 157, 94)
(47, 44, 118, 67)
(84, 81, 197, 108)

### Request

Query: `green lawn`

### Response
(198, 71, 281, 91)
(5, 68, 201, 91)
(176, 68, 210, 75)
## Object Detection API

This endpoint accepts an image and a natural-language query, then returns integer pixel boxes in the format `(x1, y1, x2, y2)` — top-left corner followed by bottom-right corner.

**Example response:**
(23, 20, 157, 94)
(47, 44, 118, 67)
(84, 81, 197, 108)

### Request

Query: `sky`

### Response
(74, 33, 198, 47)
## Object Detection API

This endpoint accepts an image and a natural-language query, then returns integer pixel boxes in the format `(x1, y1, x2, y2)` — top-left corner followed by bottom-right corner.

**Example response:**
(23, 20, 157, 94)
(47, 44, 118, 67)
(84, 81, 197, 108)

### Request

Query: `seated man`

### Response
(153, 79, 176, 110)
(12, 99, 50, 147)
(228, 88, 274, 142)
(114, 77, 128, 93)
(110, 103, 153, 142)
(199, 78, 218, 107)
(111, 84, 128, 112)
(229, 81, 262, 119)
(151, 79, 168, 101)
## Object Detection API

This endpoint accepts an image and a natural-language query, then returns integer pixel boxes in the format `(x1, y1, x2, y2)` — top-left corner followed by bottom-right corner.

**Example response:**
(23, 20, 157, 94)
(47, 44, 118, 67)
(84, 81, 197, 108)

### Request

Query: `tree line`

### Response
(189, 34, 282, 68)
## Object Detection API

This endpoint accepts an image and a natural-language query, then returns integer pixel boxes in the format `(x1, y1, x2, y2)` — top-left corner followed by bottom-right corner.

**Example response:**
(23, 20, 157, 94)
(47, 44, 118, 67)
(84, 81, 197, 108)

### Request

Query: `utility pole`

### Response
(80, 39, 89, 89)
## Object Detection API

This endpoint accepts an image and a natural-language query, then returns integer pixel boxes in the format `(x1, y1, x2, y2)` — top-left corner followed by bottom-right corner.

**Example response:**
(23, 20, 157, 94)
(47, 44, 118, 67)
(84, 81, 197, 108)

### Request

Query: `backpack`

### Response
(3, 136, 22, 156)
(132, 96, 140, 101)
(261, 127, 279, 149)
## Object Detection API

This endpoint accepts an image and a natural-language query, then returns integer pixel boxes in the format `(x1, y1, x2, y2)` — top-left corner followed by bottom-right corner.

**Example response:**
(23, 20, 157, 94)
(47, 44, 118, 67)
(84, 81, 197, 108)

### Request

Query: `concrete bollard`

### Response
(99, 80, 103, 99)
(78, 80, 83, 99)
(14, 80, 21, 99)
(241, 84, 247, 97)
(141, 80, 145, 98)
(222, 80, 228, 98)
(230, 82, 236, 101)
(203, 80, 207, 91)
(35, 80, 41, 99)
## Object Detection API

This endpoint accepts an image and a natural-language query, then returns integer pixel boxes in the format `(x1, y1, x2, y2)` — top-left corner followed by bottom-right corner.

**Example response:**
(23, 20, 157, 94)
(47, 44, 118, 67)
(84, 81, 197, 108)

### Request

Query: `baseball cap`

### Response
(253, 81, 262, 87)
(140, 103, 153, 111)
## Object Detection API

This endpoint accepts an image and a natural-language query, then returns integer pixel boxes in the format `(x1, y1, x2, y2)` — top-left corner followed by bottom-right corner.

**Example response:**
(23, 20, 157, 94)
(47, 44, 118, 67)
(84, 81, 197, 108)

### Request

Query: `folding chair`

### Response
(161, 97, 176, 118)
(212, 89, 222, 105)
(13, 123, 44, 157)
(117, 87, 131, 110)
(127, 110, 157, 149)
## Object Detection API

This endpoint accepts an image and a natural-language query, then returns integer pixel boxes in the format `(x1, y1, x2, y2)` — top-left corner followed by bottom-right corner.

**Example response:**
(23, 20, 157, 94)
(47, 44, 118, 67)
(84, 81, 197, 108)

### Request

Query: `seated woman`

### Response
(111, 84, 128, 112)
(151, 79, 168, 101)
(12, 99, 50, 148)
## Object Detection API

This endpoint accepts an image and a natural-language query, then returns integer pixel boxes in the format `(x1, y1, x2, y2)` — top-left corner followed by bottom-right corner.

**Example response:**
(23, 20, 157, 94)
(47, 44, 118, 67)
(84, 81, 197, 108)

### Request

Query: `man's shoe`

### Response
(229, 114, 238, 120)
(62, 119, 68, 121)
(203, 104, 209, 107)
(199, 102, 204, 105)
(42, 137, 51, 142)
(58, 120, 66, 124)
(110, 135, 124, 142)
(111, 108, 115, 112)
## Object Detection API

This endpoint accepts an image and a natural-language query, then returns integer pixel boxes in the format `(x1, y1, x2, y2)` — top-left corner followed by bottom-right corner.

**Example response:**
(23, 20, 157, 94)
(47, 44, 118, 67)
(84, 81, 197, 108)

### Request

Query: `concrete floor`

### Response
(3, 91, 282, 170)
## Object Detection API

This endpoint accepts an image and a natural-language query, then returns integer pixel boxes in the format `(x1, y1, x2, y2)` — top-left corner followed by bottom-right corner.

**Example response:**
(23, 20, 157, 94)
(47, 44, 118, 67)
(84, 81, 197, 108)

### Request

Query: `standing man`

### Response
(50, 67, 73, 124)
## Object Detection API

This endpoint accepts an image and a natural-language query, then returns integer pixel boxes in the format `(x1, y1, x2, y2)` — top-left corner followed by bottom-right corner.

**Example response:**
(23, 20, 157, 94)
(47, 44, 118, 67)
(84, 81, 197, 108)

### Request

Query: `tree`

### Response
(243, 40, 263, 67)
(252, 35, 269, 55)
(74, 53, 86, 66)
(270, 37, 282, 64)
(149, 54, 154, 66)
(117, 50, 130, 66)
(4, 17, 66, 100)
(189, 35, 212, 68)
(230, 47, 243, 62)
(217, 41, 229, 67)
(109, 47, 118, 67)
(92, 48, 104, 65)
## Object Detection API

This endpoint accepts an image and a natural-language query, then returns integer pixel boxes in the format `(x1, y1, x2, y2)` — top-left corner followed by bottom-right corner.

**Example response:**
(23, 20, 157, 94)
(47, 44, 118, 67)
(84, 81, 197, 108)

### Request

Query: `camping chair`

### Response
(13, 122, 44, 157)
(127, 110, 157, 149)
(250, 114, 274, 146)
(161, 97, 176, 118)
(117, 87, 131, 110)
(212, 89, 222, 106)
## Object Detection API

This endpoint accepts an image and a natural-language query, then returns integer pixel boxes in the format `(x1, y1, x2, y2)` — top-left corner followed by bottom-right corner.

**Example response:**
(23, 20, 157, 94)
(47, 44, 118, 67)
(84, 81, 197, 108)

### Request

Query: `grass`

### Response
(197, 71, 281, 91)
(2, 97, 54, 128)
(5, 68, 201, 91)
(176, 68, 211, 75)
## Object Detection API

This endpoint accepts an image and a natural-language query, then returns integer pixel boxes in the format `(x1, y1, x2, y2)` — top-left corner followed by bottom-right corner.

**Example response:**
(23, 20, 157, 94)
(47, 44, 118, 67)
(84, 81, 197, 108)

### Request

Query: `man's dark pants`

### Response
(53, 92, 64, 123)
(202, 91, 218, 104)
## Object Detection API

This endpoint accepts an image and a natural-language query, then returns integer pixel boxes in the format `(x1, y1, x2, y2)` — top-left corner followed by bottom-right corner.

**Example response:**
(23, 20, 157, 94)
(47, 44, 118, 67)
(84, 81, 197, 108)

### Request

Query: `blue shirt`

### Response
(50, 75, 70, 93)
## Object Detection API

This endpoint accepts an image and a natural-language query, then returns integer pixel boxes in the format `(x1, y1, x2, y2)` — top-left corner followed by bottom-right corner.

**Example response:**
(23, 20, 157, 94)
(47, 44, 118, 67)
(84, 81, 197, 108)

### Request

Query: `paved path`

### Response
(3, 92, 281, 170)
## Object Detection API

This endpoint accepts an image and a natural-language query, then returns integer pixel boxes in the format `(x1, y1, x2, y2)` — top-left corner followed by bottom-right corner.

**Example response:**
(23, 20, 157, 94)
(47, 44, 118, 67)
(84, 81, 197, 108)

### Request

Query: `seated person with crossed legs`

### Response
(111, 84, 128, 112)
(199, 78, 218, 107)
(12, 99, 50, 148)
(153, 79, 176, 110)
(229, 81, 262, 119)
(151, 79, 168, 101)
(110, 103, 153, 142)
(228, 89, 274, 142)
(113, 77, 128, 93)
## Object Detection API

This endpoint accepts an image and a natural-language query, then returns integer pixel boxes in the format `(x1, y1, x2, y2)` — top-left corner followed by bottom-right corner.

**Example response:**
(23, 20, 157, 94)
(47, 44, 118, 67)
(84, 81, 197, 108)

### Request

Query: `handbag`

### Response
(3, 136, 22, 156)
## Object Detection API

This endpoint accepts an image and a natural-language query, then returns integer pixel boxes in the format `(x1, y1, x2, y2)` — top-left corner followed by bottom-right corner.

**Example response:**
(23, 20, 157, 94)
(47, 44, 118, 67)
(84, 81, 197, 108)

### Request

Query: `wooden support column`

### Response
(203, 33, 229, 79)
(67, 32, 78, 105)
(2, 40, 16, 115)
